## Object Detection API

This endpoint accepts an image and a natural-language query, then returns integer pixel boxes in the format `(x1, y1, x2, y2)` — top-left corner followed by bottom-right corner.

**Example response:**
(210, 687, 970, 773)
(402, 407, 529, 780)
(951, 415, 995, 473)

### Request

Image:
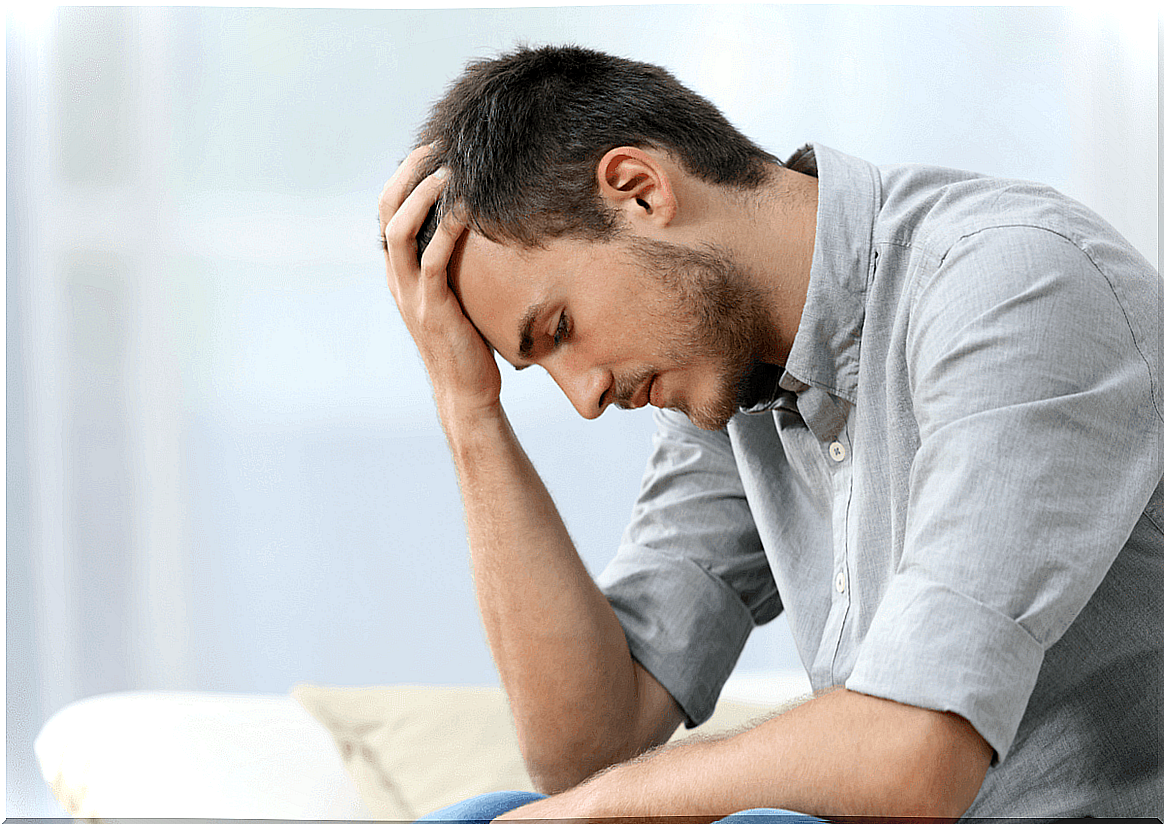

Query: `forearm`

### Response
(506, 688, 990, 822)
(443, 405, 670, 790)
(379, 148, 676, 792)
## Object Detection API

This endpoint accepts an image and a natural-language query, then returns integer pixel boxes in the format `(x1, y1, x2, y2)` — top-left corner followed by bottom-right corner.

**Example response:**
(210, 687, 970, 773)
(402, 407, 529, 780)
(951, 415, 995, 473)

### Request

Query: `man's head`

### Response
(408, 46, 816, 431)
(413, 44, 779, 253)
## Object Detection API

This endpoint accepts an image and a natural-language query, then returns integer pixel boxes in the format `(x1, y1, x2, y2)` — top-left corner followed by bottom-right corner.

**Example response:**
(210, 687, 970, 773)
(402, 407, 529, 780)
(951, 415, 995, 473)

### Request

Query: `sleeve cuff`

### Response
(597, 545, 756, 728)
(845, 573, 1045, 762)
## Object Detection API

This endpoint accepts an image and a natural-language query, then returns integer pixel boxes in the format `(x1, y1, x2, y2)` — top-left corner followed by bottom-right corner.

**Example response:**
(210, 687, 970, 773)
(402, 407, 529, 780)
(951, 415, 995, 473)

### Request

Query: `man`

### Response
(378, 45, 1162, 820)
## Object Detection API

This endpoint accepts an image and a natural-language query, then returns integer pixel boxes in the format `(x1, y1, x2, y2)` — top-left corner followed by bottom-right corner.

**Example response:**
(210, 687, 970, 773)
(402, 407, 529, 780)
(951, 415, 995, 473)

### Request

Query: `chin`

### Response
(671, 358, 756, 431)
(678, 389, 738, 431)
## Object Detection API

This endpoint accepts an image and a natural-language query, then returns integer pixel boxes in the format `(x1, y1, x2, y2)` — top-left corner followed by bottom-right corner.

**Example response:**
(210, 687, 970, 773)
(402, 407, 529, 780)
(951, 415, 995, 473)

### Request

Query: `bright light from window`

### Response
(8, 3, 58, 43)
(1068, 2, 1158, 70)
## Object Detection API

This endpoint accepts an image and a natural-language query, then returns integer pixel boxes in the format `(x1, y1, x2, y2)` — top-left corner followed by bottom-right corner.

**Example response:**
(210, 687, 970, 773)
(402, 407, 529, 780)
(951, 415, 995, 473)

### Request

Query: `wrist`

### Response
(433, 379, 502, 422)
(421, 345, 503, 430)
(567, 756, 644, 820)
(437, 396, 510, 456)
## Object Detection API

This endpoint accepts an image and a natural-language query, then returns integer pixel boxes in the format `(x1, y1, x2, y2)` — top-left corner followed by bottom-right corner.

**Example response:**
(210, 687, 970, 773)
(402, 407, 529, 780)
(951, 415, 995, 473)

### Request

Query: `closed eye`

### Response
(553, 312, 570, 347)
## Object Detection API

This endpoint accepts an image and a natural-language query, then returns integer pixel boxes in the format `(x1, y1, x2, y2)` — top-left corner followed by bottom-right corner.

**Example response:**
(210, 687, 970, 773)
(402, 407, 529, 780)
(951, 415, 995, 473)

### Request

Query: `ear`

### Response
(595, 146, 678, 230)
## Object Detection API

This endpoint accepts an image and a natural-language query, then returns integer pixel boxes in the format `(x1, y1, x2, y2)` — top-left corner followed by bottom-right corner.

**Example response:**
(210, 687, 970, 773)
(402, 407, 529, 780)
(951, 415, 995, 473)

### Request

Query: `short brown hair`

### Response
(412, 45, 781, 254)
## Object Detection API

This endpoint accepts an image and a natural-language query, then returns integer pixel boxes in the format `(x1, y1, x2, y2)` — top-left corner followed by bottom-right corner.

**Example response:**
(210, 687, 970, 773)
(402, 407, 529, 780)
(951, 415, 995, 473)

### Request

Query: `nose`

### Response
(547, 361, 612, 420)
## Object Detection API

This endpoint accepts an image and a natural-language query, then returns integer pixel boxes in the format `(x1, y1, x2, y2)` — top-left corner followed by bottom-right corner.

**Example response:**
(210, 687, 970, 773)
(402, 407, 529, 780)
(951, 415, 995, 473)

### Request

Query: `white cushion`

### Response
(35, 691, 371, 820)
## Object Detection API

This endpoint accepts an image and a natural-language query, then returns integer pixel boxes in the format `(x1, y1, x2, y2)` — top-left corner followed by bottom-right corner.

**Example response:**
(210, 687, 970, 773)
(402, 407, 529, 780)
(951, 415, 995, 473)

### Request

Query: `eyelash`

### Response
(553, 313, 570, 347)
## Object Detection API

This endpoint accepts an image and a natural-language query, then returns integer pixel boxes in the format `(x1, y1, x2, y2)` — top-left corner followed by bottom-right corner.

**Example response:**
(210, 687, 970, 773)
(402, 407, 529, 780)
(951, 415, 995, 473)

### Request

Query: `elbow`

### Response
(521, 741, 614, 795)
(881, 778, 980, 821)
(920, 761, 991, 821)
(512, 667, 681, 795)
(527, 765, 584, 796)
(513, 720, 610, 794)
(881, 712, 992, 819)
(517, 721, 650, 794)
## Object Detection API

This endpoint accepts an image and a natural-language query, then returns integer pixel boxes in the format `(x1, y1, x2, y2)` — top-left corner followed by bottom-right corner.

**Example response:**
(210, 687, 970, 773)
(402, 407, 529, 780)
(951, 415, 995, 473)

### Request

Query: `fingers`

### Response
(376, 150, 504, 413)
(420, 208, 466, 280)
(380, 147, 469, 318)
(382, 167, 449, 266)
(378, 145, 434, 232)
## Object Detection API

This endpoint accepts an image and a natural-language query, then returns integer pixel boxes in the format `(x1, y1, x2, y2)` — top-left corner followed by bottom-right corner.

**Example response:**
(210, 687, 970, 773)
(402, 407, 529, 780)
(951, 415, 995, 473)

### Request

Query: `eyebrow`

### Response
(516, 301, 547, 366)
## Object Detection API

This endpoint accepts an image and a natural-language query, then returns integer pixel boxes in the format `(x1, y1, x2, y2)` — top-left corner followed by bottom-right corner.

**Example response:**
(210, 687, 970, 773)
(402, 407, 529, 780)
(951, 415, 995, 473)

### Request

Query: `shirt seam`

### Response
(1142, 504, 1164, 537)
(913, 222, 1163, 426)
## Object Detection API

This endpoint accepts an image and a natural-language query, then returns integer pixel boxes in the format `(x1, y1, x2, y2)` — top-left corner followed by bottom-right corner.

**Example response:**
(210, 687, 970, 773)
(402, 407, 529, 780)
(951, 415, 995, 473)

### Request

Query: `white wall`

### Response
(7, 5, 1158, 816)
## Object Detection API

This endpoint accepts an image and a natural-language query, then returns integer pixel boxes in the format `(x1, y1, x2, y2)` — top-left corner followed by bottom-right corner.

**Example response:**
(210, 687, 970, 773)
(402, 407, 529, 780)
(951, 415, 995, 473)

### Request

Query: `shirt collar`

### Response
(781, 143, 880, 405)
(734, 145, 879, 441)
(735, 362, 852, 444)
(735, 362, 786, 414)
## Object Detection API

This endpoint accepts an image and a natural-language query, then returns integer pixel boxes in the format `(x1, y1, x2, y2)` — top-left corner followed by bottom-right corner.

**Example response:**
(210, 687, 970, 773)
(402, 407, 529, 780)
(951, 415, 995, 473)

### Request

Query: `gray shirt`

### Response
(596, 144, 1162, 817)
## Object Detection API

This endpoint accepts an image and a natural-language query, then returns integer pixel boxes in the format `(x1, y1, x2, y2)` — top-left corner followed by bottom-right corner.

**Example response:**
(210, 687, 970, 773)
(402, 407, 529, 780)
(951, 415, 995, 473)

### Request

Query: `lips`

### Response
(616, 373, 659, 410)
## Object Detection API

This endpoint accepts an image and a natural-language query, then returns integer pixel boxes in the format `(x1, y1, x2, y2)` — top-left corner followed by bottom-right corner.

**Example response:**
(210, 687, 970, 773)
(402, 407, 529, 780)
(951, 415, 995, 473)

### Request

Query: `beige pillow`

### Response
(292, 684, 534, 820)
(293, 683, 806, 820)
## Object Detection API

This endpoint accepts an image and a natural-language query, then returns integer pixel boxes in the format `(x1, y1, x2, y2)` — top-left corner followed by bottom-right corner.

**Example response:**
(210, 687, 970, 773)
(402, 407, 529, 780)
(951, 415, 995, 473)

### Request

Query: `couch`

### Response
(34, 671, 812, 821)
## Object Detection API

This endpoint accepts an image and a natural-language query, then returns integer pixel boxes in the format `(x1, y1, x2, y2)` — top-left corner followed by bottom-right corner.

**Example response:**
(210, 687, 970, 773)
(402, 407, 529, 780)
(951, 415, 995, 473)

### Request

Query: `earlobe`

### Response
(596, 146, 677, 228)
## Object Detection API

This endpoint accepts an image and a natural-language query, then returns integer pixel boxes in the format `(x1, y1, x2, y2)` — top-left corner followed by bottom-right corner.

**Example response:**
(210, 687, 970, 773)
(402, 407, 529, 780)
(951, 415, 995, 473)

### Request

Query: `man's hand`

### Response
(379, 146, 502, 423)
(493, 788, 636, 824)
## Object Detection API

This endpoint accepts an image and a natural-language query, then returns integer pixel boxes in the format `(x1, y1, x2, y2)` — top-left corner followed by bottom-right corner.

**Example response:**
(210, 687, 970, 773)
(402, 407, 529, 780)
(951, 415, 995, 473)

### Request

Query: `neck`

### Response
(738, 165, 818, 364)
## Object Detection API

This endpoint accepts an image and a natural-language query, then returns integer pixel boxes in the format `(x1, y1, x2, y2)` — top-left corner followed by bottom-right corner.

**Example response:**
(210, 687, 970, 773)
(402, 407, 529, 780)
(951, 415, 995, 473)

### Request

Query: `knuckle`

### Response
(383, 217, 412, 250)
(419, 257, 445, 279)
(435, 215, 458, 240)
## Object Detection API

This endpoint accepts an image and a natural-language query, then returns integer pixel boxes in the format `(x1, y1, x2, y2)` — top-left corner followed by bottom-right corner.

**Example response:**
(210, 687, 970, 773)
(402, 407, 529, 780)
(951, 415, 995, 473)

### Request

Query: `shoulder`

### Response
(893, 220, 1162, 434)
(874, 162, 1140, 273)
(869, 169, 1159, 374)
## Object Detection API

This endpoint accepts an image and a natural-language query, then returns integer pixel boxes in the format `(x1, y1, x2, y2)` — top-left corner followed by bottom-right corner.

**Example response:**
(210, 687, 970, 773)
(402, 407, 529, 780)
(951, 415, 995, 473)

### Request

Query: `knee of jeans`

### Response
(721, 809, 829, 824)
(417, 790, 549, 823)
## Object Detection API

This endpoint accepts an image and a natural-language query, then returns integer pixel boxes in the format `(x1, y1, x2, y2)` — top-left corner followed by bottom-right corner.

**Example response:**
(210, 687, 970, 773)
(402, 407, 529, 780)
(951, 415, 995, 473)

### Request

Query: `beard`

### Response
(621, 236, 776, 430)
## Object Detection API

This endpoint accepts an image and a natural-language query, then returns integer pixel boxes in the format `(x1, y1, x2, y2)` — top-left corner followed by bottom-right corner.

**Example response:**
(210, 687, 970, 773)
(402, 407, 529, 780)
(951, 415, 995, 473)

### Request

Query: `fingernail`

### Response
(433, 167, 449, 180)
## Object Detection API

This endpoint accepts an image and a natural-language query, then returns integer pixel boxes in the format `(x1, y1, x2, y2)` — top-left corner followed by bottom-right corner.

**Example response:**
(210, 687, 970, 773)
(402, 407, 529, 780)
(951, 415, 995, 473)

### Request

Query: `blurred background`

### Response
(6, 3, 1158, 817)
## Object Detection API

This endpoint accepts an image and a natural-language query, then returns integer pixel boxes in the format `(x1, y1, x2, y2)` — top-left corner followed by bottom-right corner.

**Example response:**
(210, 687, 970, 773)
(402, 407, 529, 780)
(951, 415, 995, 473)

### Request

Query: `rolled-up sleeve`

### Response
(597, 408, 781, 727)
(846, 225, 1163, 761)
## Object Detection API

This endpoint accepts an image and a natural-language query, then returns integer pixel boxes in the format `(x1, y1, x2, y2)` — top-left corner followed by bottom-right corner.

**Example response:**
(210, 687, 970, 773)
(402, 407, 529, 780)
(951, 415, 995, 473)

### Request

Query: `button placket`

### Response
(825, 423, 854, 685)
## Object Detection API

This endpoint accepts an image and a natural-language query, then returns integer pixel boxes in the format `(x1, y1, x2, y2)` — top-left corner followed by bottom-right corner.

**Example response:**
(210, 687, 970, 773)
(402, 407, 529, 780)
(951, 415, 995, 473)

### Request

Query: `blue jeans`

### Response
(419, 790, 827, 824)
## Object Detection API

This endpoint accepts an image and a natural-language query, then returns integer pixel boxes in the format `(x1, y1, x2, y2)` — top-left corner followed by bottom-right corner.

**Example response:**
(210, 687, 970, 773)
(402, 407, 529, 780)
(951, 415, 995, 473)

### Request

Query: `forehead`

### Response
(450, 232, 557, 361)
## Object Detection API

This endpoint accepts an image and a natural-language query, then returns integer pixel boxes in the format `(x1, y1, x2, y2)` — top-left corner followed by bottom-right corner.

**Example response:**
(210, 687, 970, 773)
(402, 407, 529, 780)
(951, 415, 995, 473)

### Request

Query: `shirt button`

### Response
(828, 441, 847, 462)
(835, 572, 847, 594)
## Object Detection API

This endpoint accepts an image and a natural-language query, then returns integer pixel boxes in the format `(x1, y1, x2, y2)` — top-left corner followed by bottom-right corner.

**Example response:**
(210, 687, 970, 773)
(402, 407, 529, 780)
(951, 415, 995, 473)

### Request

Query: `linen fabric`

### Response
(596, 144, 1163, 817)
